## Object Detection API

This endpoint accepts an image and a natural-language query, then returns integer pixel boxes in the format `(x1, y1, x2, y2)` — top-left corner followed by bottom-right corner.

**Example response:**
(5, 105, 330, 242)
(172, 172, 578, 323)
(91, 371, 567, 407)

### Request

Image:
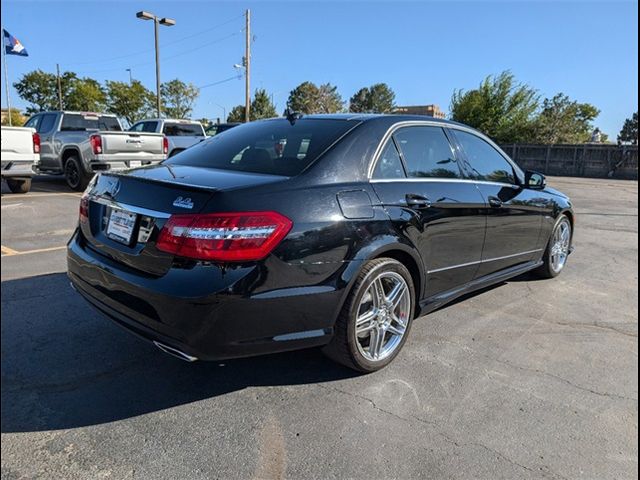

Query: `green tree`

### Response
(13, 69, 78, 114)
(1, 108, 25, 126)
(286, 81, 344, 114)
(66, 77, 107, 112)
(106, 80, 155, 125)
(618, 112, 638, 145)
(161, 79, 199, 118)
(227, 105, 246, 123)
(251, 89, 277, 120)
(349, 83, 395, 113)
(450, 71, 539, 143)
(534, 93, 600, 144)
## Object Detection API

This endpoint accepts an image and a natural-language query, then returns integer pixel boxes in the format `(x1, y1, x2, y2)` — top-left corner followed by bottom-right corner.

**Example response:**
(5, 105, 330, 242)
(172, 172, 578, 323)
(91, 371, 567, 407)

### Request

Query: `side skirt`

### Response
(418, 260, 543, 316)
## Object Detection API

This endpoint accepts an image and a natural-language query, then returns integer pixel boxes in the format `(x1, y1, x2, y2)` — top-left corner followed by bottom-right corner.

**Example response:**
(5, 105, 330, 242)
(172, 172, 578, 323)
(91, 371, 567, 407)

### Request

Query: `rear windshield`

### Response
(165, 119, 358, 176)
(163, 123, 204, 137)
(61, 114, 122, 132)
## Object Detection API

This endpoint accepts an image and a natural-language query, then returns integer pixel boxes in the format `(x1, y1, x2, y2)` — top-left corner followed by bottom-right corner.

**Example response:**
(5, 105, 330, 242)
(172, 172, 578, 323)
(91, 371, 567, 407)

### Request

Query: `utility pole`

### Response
(153, 17, 161, 117)
(244, 9, 251, 123)
(136, 11, 175, 118)
(56, 63, 63, 110)
(126, 68, 133, 84)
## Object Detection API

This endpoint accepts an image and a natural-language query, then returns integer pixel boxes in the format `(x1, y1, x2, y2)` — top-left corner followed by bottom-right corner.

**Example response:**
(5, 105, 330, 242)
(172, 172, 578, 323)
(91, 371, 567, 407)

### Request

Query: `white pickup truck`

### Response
(25, 111, 167, 191)
(129, 118, 206, 158)
(1, 126, 40, 193)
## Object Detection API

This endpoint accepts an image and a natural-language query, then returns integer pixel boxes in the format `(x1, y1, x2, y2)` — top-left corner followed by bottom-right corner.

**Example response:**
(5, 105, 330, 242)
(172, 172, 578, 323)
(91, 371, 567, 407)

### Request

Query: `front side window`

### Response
(129, 122, 144, 132)
(24, 115, 41, 130)
(393, 127, 461, 178)
(453, 130, 516, 184)
(372, 140, 405, 179)
(165, 118, 358, 177)
(37, 114, 57, 133)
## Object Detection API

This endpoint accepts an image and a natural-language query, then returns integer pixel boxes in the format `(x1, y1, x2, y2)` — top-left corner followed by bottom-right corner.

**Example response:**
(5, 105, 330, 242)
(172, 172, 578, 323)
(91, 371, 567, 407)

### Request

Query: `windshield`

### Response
(60, 113, 122, 132)
(165, 118, 359, 176)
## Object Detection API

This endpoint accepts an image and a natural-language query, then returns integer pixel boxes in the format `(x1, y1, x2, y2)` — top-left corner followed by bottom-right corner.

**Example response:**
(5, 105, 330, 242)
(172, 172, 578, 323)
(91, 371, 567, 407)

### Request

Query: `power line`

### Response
(198, 74, 242, 90)
(62, 13, 244, 67)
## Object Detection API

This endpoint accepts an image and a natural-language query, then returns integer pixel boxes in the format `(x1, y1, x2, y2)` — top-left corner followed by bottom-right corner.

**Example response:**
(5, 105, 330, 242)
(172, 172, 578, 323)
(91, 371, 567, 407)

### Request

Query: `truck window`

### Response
(60, 114, 122, 132)
(163, 123, 204, 136)
(38, 114, 57, 133)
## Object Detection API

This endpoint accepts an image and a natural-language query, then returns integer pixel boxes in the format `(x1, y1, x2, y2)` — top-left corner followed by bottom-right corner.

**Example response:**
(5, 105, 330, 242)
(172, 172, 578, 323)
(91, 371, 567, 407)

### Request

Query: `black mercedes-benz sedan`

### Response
(67, 114, 574, 372)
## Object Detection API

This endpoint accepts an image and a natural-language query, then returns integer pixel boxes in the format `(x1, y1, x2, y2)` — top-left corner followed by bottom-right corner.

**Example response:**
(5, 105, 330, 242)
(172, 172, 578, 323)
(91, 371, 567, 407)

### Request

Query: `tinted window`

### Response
(142, 121, 158, 132)
(454, 130, 515, 184)
(166, 119, 357, 176)
(373, 140, 405, 179)
(60, 114, 122, 132)
(38, 114, 57, 133)
(394, 127, 461, 178)
(24, 115, 41, 130)
(163, 123, 204, 136)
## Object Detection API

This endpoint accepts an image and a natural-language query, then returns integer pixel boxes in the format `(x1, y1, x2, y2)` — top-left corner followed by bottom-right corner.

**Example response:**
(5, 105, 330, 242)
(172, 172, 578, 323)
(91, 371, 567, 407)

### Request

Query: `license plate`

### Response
(106, 209, 136, 244)
(129, 161, 142, 168)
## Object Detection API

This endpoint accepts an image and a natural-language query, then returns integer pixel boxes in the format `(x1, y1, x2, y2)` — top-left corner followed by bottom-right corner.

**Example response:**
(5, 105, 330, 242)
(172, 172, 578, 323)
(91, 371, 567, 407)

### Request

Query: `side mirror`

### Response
(525, 170, 546, 190)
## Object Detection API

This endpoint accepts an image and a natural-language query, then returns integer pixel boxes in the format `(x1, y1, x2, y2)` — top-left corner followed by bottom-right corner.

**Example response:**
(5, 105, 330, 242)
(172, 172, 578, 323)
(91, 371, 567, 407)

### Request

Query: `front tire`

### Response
(6, 178, 32, 194)
(536, 215, 572, 279)
(323, 258, 415, 373)
(64, 156, 90, 191)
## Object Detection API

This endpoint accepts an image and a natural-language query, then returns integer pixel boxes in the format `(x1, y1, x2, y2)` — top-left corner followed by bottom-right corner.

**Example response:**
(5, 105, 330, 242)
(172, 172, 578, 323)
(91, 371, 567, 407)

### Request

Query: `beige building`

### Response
(393, 104, 446, 119)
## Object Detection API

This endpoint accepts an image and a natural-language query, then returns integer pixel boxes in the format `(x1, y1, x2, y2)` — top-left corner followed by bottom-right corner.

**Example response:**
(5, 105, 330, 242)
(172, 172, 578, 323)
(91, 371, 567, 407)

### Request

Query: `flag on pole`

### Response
(3, 29, 28, 57)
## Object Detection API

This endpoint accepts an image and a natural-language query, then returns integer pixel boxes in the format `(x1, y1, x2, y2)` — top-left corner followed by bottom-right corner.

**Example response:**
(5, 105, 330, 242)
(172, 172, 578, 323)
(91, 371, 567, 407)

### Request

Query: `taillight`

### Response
(79, 195, 89, 223)
(90, 134, 102, 154)
(32, 133, 40, 154)
(156, 211, 292, 262)
(163, 136, 169, 155)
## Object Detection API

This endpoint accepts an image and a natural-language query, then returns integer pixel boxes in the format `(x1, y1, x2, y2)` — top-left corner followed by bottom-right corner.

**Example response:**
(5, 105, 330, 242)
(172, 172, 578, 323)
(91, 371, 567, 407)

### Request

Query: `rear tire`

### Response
(535, 215, 572, 279)
(322, 258, 415, 373)
(64, 156, 90, 191)
(6, 178, 31, 194)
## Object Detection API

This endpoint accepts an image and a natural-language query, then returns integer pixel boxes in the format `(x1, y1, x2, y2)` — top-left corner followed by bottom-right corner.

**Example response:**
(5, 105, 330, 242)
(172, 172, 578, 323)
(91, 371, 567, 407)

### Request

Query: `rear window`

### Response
(165, 119, 358, 176)
(61, 114, 122, 132)
(163, 123, 204, 136)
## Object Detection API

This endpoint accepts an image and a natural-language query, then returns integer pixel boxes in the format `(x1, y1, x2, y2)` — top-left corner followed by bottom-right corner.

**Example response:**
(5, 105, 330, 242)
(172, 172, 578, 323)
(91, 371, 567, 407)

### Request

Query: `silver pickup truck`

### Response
(129, 118, 205, 157)
(1, 126, 40, 193)
(25, 111, 167, 190)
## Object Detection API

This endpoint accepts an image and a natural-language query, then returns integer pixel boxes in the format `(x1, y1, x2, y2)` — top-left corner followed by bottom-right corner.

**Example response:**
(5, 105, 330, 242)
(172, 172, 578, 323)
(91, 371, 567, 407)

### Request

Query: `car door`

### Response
(35, 113, 59, 170)
(450, 128, 544, 278)
(370, 125, 487, 298)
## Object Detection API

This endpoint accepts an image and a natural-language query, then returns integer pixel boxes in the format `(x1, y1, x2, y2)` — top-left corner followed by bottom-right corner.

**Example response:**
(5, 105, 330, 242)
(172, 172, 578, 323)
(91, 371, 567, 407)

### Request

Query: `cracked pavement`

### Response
(1, 176, 638, 479)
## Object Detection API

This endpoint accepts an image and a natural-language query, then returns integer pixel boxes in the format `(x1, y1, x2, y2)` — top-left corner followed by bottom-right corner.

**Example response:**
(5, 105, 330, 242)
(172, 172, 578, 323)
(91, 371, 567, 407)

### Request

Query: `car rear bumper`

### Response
(67, 230, 359, 361)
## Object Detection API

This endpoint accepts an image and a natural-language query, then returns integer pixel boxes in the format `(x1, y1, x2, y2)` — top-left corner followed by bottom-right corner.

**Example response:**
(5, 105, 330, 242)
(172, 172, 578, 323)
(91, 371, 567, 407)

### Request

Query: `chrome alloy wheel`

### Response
(355, 271, 411, 362)
(550, 218, 571, 273)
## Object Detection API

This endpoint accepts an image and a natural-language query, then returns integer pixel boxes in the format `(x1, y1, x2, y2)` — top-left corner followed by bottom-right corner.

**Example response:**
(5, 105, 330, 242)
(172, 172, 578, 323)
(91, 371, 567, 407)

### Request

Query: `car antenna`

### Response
(284, 105, 303, 125)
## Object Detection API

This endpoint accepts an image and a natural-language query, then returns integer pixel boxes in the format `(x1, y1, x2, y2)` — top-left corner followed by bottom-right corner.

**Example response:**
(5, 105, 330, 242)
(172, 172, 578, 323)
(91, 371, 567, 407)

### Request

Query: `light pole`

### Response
(126, 68, 133, 84)
(136, 11, 175, 118)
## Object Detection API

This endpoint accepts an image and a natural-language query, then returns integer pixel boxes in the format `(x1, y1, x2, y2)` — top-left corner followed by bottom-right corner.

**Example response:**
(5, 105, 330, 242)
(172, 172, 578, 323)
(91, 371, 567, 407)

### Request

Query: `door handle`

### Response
(488, 196, 503, 208)
(405, 194, 432, 209)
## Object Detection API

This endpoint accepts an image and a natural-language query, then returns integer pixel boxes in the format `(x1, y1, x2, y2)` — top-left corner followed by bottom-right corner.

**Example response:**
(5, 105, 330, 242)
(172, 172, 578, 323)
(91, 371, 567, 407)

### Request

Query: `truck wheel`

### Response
(64, 156, 90, 191)
(6, 178, 32, 194)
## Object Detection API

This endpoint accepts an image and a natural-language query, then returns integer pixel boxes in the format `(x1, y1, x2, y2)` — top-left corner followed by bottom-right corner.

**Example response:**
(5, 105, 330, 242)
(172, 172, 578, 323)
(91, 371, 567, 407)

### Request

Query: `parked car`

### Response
(129, 118, 205, 157)
(68, 114, 574, 372)
(25, 111, 167, 191)
(1, 125, 40, 193)
(204, 122, 240, 137)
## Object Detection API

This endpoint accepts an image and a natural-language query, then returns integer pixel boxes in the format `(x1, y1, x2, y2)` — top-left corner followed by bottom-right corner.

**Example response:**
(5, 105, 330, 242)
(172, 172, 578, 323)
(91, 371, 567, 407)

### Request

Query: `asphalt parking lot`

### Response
(1, 175, 638, 480)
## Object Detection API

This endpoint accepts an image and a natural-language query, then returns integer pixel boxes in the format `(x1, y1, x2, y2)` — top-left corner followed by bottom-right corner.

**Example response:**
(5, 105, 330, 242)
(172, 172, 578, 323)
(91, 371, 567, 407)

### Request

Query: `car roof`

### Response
(139, 118, 202, 124)
(263, 113, 463, 127)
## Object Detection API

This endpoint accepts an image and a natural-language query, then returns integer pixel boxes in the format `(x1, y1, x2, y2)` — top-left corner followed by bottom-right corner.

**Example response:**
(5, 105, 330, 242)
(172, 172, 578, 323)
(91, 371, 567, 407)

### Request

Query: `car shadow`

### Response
(1, 273, 358, 433)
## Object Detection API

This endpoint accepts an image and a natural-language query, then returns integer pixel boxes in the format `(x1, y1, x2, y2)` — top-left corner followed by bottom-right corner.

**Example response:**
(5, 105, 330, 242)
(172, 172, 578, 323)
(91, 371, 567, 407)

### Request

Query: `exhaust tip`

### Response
(153, 341, 198, 362)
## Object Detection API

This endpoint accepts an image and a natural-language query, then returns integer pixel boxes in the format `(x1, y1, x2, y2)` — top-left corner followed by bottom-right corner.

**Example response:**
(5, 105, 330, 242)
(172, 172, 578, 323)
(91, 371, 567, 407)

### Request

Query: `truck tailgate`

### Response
(101, 131, 164, 155)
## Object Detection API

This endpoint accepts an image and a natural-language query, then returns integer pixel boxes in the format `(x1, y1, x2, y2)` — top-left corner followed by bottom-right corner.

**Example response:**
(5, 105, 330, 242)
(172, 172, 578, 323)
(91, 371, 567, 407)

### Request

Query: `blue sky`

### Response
(1, 0, 638, 137)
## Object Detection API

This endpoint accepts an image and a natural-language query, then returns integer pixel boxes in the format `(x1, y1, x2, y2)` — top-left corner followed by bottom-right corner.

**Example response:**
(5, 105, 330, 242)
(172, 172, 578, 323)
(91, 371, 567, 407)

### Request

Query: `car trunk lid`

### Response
(80, 165, 288, 275)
